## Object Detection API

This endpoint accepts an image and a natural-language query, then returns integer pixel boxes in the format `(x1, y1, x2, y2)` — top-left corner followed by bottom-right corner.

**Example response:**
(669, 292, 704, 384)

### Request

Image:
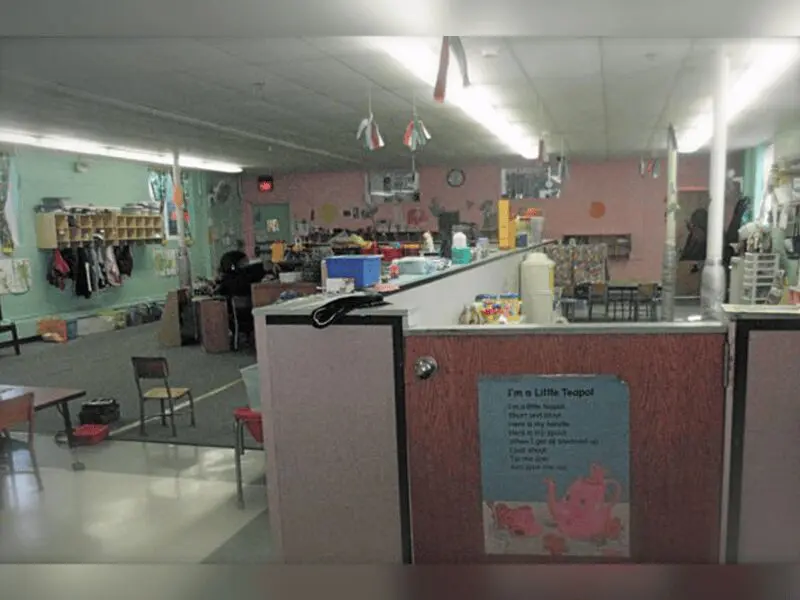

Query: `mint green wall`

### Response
(3, 147, 213, 337)
(209, 185, 245, 269)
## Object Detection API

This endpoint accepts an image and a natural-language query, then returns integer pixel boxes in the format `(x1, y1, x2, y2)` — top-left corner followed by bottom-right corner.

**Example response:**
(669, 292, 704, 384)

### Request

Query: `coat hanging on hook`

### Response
(433, 36, 471, 103)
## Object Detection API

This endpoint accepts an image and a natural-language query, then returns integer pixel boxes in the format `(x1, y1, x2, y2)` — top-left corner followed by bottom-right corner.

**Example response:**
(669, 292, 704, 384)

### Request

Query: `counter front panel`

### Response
(404, 331, 726, 564)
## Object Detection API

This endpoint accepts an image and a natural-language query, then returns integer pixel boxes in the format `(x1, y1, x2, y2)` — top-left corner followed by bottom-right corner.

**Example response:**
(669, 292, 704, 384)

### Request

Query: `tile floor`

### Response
(0, 434, 271, 563)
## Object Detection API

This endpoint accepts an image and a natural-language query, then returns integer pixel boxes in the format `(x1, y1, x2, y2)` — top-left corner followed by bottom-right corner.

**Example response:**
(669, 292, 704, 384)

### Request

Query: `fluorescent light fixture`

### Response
(679, 40, 800, 153)
(368, 37, 539, 159)
(0, 130, 243, 173)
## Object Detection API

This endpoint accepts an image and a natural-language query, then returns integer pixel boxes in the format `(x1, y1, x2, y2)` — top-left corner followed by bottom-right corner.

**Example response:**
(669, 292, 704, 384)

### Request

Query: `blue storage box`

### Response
(325, 255, 382, 289)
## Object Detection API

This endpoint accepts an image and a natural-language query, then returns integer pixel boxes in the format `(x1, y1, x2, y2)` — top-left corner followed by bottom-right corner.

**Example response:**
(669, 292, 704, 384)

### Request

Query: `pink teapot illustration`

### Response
(489, 502, 543, 537)
(544, 463, 622, 542)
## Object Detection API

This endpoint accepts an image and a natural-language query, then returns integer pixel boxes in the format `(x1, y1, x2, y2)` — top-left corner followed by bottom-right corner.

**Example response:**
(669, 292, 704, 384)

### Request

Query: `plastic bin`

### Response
(73, 424, 109, 445)
(66, 319, 78, 340)
(241, 365, 261, 412)
(234, 407, 264, 444)
(325, 255, 382, 288)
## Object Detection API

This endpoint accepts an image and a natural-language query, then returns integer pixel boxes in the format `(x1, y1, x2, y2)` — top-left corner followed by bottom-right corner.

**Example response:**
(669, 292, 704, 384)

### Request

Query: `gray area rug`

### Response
(0, 323, 261, 449)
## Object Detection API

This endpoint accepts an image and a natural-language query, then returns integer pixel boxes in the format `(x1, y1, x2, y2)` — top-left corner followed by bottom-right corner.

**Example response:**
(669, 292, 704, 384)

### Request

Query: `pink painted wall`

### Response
(242, 154, 740, 280)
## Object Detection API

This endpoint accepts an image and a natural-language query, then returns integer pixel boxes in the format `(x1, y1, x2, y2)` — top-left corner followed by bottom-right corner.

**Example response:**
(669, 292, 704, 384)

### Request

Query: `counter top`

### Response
(722, 304, 800, 319)
(404, 321, 727, 335)
(254, 246, 530, 318)
(381, 246, 529, 294)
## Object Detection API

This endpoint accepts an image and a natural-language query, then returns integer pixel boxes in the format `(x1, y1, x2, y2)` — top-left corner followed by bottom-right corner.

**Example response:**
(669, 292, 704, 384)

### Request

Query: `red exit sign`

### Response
(258, 175, 274, 193)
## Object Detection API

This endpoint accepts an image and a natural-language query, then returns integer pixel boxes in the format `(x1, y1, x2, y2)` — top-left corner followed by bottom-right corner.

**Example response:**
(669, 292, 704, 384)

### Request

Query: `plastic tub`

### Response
(380, 247, 404, 262)
(529, 216, 545, 245)
(396, 257, 430, 275)
(234, 407, 264, 443)
(241, 365, 261, 412)
(279, 271, 301, 283)
(452, 247, 472, 265)
(73, 424, 109, 445)
(325, 255, 381, 288)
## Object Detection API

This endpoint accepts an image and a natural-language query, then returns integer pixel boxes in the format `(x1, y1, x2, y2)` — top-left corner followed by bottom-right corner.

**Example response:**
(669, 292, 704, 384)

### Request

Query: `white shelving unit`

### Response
(741, 253, 779, 304)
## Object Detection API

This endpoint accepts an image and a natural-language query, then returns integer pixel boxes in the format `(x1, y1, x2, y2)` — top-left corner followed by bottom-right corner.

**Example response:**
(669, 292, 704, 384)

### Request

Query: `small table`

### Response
(0, 385, 87, 471)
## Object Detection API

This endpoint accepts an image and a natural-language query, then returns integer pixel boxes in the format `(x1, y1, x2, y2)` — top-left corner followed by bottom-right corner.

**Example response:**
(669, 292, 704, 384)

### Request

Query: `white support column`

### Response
(701, 48, 729, 317)
(661, 125, 679, 321)
(172, 151, 192, 291)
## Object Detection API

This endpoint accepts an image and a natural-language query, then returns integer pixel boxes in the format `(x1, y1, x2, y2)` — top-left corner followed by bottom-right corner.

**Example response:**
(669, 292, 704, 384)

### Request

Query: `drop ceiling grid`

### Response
(0, 36, 793, 170)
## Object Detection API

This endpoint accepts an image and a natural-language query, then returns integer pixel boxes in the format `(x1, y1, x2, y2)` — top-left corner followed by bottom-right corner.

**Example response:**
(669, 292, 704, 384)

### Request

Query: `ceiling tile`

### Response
(509, 38, 602, 79)
(603, 66, 680, 116)
(0, 36, 788, 169)
(202, 38, 325, 63)
(600, 39, 691, 76)
(305, 37, 375, 57)
(460, 37, 526, 85)
(339, 59, 422, 91)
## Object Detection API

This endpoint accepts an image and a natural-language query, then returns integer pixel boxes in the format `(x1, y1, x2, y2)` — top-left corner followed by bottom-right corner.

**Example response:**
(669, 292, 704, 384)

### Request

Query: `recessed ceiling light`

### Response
(481, 48, 500, 59)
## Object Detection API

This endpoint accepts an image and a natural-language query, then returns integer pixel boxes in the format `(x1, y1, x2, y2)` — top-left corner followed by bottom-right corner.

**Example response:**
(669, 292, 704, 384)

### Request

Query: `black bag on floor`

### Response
(79, 398, 121, 425)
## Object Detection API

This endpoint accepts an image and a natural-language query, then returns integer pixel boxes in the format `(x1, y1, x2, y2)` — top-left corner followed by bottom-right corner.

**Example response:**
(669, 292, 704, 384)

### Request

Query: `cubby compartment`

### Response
(35, 211, 165, 249)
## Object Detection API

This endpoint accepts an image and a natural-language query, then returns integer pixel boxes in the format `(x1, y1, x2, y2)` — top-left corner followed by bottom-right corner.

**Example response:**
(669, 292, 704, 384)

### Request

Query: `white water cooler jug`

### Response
(521, 251, 555, 324)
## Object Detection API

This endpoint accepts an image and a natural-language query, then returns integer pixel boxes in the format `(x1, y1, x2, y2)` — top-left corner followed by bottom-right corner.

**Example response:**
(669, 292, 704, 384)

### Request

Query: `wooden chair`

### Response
(0, 299, 20, 356)
(636, 283, 659, 321)
(587, 282, 608, 321)
(131, 357, 196, 437)
(0, 393, 43, 491)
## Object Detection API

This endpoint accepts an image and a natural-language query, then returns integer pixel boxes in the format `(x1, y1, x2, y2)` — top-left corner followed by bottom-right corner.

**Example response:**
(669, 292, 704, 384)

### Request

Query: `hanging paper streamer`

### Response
(403, 114, 431, 152)
(356, 113, 385, 151)
(173, 184, 184, 209)
(433, 36, 471, 103)
(538, 138, 549, 164)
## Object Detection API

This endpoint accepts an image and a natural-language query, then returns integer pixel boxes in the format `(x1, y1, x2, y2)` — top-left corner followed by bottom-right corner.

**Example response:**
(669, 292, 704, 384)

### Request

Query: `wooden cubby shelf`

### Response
(36, 211, 164, 249)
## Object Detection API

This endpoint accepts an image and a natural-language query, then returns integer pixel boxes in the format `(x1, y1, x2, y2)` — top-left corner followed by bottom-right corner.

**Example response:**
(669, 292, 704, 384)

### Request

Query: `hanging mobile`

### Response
(403, 98, 431, 153)
(356, 88, 385, 151)
(403, 97, 431, 199)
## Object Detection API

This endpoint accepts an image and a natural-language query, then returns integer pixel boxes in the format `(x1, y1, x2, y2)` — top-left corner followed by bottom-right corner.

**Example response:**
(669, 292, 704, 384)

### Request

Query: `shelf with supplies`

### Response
(35, 211, 165, 249)
(562, 234, 632, 259)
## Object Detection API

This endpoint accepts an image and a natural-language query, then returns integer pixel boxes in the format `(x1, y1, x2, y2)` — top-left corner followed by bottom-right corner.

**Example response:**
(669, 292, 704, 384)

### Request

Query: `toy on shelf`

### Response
(474, 293, 522, 324)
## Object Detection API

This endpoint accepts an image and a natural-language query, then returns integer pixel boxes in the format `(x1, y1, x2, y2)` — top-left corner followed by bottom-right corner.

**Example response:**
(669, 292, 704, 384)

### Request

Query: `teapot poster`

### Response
(478, 375, 630, 558)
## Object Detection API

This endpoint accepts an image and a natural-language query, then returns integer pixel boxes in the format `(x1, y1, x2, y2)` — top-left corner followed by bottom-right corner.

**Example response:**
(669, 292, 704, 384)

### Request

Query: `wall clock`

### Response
(447, 168, 466, 188)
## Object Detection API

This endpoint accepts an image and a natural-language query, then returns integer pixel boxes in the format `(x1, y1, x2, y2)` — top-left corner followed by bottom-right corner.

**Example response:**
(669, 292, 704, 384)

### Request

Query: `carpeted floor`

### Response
(0, 323, 261, 449)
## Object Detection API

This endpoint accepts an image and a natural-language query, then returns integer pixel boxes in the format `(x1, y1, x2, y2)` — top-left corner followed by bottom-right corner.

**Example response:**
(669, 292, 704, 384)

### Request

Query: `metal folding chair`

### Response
(131, 357, 196, 437)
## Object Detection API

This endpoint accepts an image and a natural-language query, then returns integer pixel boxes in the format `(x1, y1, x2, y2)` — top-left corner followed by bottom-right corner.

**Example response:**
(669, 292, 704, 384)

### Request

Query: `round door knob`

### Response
(414, 356, 438, 380)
